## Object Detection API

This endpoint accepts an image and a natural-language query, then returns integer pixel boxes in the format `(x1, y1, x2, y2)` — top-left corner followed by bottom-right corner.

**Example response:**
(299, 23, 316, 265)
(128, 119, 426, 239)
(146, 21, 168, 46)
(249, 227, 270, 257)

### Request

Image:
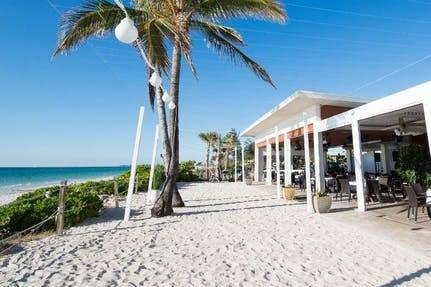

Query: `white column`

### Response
(380, 144, 388, 174)
(235, 146, 238, 183)
(258, 146, 264, 182)
(147, 124, 159, 204)
(313, 125, 325, 193)
(275, 127, 281, 198)
(424, 98, 431, 157)
(284, 135, 292, 185)
(266, 139, 272, 185)
(352, 120, 366, 212)
(241, 143, 246, 185)
(303, 113, 313, 212)
(124, 106, 145, 222)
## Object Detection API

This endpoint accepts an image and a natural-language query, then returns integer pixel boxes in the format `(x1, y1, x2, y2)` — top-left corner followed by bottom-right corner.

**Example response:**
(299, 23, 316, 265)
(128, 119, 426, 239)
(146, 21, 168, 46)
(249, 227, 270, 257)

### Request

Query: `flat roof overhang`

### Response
(240, 90, 368, 138)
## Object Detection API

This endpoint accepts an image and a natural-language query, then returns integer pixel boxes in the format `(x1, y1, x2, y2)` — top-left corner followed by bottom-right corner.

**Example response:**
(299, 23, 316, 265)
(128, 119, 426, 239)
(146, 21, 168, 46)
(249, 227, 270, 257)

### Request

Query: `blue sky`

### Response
(1, 0, 431, 167)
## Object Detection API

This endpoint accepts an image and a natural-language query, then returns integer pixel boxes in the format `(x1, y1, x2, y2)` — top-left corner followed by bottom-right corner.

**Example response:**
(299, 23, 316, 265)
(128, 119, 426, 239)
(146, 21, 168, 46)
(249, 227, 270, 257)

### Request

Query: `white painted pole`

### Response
(234, 146, 238, 183)
(284, 134, 292, 186)
(303, 113, 313, 213)
(266, 140, 272, 185)
(124, 106, 145, 222)
(313, 125, 324, 193)
(352, 120, 366, 212)
(254, 142, 259, 182)
(275, 127, 281, 199)
(147, 125, 159, 204)
(241, 143, 245, 185)
(423, 97, 431, 157)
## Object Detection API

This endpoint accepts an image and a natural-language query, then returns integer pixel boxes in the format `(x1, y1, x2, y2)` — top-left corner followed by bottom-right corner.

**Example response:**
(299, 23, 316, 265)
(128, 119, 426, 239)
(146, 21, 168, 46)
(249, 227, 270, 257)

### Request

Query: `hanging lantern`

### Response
(115, 17, 138, 44)
(149, 72, 162, 87)
(168, 101, 176, 110)
(162, 91, 170, 102)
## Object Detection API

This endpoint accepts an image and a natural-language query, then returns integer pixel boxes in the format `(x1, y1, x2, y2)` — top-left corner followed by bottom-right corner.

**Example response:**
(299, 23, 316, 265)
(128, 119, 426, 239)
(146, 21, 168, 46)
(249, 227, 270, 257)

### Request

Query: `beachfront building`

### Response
(240, 81, 431, 212)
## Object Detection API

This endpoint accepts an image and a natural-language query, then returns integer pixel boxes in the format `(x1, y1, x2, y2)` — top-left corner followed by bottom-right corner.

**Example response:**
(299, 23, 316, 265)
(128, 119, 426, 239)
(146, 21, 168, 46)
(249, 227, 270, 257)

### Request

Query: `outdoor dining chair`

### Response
(366, 180, 380, 203)
(378, 176, 397, 202)
(337, 178, 353, 202)
(404, 185, 427, 222)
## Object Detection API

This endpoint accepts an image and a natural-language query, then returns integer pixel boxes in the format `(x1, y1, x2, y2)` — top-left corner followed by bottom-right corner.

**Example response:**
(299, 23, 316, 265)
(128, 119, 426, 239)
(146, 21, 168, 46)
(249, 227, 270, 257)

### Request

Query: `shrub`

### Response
(152, 165, 166, 190)
(177, 161, 201, 182)
(398, 145, 427, 184)
(399, 169, 417, 184)
(0, 186, 103, 239)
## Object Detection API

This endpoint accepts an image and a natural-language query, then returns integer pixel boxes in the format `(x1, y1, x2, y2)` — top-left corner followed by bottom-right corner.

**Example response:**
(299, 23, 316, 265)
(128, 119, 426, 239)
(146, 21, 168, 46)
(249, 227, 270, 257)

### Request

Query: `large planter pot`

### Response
(245, 178, 253, 185)
(313, 195, 332, 213)
(147, 189, 161, 205)
(283, 187, 296, 200)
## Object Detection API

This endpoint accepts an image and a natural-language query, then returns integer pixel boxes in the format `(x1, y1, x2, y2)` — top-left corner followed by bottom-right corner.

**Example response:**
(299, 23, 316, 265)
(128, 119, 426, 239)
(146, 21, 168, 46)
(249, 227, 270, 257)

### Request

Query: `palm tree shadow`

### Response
(378, 266, 431, 287)
(189, 198, 270, 208)
(174, 202, 305, 217)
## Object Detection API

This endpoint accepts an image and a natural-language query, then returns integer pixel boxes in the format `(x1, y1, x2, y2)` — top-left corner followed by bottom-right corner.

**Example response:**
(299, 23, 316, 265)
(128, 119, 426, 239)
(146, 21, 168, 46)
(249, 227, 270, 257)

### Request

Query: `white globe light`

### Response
(149, 72, 162, 87)
(115, 17, 138, 44)
(162, 91, 170, 102)
(168, 101, 176, 110)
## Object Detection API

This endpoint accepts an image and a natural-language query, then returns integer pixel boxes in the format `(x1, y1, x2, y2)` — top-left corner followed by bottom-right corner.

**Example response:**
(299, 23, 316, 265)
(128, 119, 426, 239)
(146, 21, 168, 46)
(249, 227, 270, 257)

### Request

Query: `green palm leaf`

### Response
(54, 0, 148, 57)
(191, 20, 275, 87)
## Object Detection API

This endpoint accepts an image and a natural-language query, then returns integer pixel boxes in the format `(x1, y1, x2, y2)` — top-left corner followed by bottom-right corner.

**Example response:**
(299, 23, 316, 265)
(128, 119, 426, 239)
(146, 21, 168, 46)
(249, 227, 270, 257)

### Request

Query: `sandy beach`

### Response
(1, 182, 431, 286)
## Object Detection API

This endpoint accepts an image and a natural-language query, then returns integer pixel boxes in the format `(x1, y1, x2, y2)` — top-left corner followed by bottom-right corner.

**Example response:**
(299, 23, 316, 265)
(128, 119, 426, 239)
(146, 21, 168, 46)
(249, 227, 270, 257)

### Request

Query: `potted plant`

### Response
(148, 165, 165, 204)
(283, 185, 296, 200)
(313, 190, 332, 213)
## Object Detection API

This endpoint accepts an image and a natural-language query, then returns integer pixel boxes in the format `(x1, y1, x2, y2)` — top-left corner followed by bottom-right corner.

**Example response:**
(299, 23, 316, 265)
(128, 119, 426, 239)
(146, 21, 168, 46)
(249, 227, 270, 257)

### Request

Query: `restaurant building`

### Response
(240, 82, 431, 212)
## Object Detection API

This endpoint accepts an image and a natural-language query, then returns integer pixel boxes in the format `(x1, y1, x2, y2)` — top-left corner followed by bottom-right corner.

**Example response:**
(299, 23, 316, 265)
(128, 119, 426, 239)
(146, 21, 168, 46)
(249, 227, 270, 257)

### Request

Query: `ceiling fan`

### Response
(394, 117, 426, 137)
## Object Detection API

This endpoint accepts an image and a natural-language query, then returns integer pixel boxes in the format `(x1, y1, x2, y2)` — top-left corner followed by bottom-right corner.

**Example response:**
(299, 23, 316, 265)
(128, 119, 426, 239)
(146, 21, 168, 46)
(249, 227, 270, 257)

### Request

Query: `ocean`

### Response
(0, 166, 130, 203)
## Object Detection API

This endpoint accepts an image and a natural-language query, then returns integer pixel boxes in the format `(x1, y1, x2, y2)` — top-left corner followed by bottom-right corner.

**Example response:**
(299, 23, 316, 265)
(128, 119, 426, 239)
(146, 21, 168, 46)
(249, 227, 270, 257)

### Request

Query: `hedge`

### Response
(0, 162, 201, 239)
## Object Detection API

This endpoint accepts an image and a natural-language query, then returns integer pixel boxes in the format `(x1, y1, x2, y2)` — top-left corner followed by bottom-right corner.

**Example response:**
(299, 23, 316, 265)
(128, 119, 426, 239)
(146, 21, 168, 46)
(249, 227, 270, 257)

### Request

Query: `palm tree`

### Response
(54, 0, 287, 217)
(222, 129, 239, 172)
(198, 132, 218, 180)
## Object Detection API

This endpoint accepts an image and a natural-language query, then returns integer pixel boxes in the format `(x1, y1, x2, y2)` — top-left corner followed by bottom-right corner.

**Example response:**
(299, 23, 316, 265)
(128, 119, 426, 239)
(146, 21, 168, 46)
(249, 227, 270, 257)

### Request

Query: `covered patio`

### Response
(242, 82, 431, 217)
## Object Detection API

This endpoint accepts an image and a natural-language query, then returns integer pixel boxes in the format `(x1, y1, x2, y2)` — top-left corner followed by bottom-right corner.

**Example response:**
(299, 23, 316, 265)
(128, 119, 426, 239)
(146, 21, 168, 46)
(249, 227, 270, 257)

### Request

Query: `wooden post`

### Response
(56, 180, 67, 236)
(113, 179, 119, 208)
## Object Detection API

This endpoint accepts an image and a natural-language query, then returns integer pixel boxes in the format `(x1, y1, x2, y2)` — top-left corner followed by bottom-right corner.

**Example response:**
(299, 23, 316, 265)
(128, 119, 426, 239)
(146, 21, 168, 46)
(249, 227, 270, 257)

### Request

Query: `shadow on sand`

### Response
(174, 202, 305, 217)
(378, 266, 431, 287)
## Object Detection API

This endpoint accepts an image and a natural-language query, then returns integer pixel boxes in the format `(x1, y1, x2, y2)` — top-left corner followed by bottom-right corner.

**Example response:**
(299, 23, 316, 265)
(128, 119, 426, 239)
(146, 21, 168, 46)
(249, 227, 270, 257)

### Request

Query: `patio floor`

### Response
(289, 188, 431, 257)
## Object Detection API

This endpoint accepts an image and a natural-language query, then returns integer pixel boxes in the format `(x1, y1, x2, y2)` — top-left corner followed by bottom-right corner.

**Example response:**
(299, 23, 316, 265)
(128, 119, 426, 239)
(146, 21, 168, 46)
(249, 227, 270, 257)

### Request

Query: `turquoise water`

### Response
(0, 166, 130, 193)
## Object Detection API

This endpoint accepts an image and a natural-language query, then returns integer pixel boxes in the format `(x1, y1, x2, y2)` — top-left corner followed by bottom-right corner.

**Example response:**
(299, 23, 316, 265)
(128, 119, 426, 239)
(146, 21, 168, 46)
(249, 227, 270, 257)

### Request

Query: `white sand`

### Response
(1, 182, 431, 286)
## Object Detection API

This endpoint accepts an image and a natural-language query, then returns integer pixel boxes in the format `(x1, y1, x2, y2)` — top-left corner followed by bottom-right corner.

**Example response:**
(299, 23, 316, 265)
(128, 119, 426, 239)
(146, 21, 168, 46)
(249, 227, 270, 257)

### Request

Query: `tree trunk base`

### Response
(172, 185, 185, 207)
(151, 203, 174, 217)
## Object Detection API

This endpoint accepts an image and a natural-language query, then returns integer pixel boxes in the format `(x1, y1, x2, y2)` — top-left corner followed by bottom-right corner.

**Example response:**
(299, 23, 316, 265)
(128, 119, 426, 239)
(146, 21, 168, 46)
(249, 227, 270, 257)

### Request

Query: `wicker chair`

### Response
(404, 185, 427, 222)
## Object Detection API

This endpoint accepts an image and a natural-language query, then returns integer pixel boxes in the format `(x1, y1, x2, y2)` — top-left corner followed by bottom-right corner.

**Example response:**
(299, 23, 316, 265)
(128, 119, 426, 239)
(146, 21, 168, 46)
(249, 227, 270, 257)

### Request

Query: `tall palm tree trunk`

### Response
(151, 41, 182, 217)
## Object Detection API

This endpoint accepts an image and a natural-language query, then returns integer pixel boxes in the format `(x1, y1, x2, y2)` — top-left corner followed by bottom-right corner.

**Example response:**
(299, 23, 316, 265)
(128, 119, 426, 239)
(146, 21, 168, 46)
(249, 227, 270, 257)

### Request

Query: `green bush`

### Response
(152, 165, 166, 190)
(0, 162, 201, 240)
(399, 169, 417, 184)
(177, 161, 201, 182)
(398, 145, 428, 184)
(0, 186, 103, 239)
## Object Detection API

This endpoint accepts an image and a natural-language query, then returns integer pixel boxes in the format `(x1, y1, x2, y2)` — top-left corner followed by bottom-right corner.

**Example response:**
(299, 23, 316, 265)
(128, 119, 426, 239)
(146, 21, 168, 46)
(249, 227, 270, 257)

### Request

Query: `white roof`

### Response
(240, 90, 368, 137)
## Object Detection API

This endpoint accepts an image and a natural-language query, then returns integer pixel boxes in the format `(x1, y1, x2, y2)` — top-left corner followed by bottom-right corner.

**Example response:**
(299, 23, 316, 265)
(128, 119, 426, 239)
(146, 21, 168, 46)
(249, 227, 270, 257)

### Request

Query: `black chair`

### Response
(337, 178, 353, 202)
(404, 185, 427, 222)
(378, 176, 396, 202)
(366, 180, 379, 203)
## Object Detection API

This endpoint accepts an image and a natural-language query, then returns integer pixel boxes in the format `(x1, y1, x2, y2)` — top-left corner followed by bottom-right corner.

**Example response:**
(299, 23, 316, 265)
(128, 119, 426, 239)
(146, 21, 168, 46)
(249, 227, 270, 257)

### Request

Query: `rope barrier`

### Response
(0, 211, 57, 256)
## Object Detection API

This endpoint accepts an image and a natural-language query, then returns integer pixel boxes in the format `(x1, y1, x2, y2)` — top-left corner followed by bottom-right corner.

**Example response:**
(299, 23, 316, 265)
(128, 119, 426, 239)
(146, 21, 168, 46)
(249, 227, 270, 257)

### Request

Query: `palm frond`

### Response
(191, 20, 244, 45)
(192, 0, 287, 23)
(191, 21, 275, 87)
(139, 18, 171, 73)
(54, 0, 148, 57)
